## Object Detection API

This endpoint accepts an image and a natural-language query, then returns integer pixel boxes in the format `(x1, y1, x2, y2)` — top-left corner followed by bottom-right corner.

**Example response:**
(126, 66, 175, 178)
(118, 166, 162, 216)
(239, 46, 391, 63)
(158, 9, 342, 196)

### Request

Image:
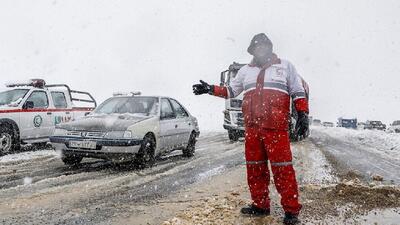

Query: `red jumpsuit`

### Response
(213, 55, 309, 215)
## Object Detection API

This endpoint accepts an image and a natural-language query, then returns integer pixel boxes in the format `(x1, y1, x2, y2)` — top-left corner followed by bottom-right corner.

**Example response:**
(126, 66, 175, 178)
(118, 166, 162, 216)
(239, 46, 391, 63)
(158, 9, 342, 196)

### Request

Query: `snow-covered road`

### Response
(0, 129, 399, 225)
(0, 132, 245, 225)
(311, 126, 400, 185)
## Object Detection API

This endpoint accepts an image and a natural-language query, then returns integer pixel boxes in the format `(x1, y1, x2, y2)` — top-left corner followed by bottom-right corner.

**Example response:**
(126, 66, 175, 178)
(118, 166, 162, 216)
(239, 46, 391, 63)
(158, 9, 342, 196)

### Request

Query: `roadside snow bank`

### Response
(311, 126, 400, 161)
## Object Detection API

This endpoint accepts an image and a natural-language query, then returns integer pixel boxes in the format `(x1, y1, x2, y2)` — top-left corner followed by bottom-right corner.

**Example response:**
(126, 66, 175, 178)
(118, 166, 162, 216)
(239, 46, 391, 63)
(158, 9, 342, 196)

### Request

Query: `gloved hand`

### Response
(192, 80, 214, 95)
(296, 111, 309, 137)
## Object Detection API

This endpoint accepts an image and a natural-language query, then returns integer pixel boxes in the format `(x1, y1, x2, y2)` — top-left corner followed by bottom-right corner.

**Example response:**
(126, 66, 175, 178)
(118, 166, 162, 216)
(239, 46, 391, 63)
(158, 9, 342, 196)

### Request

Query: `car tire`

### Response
(183, 132, 196, 158)
(136, 135, 156, 168)
(61, 154, 83, 166)
(228, 130, 239, 142)
(0, 125, 19, 156)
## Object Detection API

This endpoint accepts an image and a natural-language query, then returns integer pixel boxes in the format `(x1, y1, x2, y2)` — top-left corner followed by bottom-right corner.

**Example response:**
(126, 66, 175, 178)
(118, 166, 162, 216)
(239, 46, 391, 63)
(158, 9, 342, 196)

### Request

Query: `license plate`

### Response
(69, 140, 97, 149)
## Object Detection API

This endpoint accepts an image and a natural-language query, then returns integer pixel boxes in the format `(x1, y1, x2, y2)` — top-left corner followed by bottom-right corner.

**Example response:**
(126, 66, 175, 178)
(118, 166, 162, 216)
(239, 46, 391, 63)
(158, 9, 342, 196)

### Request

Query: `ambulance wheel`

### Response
(0, 125, 19, 156)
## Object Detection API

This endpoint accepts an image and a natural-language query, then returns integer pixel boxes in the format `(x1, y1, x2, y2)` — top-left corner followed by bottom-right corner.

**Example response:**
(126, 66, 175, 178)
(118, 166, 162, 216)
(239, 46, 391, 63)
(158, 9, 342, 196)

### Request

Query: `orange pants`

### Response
(245, 126, 302, 215)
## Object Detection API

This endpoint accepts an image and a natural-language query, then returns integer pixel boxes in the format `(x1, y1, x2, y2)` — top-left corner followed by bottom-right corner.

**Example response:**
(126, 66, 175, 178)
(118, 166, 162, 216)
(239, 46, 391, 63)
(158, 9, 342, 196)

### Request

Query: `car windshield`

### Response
(94, 96, 159, 116)
(0, 89, 29, 106)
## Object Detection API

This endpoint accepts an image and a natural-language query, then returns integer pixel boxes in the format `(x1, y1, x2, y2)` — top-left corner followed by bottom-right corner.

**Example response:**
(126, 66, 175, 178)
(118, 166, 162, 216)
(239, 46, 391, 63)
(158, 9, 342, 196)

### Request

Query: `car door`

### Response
(159, 98, 177, 151)
(19, 90, 53, 141)
(169, 98, 192, 147)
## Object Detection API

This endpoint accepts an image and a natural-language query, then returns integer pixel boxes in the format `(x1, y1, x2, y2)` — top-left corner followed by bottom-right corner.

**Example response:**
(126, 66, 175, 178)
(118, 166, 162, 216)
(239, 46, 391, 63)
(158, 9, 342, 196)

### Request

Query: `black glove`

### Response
(296, 111, 309, 137)
(192, 80, 214, 95)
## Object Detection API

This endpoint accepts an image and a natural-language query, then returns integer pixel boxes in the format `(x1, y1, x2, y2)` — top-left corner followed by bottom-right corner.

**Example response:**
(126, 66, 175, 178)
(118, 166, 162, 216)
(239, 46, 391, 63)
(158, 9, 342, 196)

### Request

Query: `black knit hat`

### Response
(247, 33, 273, 55)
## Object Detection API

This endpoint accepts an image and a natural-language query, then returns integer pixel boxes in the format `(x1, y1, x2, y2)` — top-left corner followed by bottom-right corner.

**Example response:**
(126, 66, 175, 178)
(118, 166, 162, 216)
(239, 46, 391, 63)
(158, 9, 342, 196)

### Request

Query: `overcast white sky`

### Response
(1, 0, 400, 130)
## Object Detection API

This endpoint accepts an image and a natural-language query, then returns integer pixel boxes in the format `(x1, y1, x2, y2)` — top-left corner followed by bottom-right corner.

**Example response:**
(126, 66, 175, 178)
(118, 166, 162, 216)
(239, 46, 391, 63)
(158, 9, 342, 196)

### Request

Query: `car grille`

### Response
(67, 131, 106, 138)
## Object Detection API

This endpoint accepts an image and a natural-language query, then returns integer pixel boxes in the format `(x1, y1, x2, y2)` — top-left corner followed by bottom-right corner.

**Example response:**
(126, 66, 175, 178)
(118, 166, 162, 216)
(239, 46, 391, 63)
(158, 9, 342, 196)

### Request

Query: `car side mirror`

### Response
(23, 101, 34, 109)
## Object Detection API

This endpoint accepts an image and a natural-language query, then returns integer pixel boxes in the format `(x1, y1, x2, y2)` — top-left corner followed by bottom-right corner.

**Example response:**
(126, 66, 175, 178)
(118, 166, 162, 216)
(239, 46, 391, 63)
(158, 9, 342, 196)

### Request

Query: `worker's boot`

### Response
(240, 204, 270, 216)
(283, 213, 300, 225)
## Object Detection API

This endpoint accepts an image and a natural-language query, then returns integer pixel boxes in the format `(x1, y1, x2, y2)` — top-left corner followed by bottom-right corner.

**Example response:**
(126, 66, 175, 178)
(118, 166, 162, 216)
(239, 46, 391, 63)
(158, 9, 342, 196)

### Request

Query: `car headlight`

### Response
(104, 131, 124, 139)
(104, 131, 134, 139)
(53, 128, 67, 136)
(123, 131, 132, 138)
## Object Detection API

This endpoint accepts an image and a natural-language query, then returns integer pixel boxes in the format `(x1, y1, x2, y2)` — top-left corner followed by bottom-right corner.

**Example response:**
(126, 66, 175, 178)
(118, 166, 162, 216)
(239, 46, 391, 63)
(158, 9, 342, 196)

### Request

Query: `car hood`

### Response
(57, 114, 154, 132)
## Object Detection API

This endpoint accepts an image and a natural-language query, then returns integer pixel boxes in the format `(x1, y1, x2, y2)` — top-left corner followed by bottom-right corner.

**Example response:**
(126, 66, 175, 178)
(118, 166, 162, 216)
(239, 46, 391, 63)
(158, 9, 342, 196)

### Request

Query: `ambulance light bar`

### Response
(6, 79, 46, 88)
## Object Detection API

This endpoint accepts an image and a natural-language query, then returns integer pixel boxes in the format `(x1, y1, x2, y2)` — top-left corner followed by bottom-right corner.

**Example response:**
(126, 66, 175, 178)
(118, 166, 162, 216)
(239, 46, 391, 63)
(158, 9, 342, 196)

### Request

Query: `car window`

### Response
(169, 99, 188, 118)
(160, 98, 175, 119)
(26, 91, 49, 108)
(51, 92, 68, 109)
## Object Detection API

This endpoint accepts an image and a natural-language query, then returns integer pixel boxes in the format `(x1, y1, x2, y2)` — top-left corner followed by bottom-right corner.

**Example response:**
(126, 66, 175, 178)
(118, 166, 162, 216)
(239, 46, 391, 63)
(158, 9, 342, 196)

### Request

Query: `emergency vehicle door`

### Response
(19, 90, 53, 141)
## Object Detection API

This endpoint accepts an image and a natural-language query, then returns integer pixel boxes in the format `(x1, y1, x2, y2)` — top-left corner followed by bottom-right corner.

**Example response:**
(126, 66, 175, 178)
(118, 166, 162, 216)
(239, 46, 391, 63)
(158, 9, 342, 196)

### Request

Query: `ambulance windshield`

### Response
(0, 89, 29, 106)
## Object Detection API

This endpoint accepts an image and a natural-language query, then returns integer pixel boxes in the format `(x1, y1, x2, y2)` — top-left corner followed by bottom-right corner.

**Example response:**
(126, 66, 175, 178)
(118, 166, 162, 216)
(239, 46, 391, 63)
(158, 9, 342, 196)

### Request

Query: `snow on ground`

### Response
(312, 126, 400, 161)
(292, 140, 338, 185)
(161, 133, 400, 225)
(0, 150, 59, 164)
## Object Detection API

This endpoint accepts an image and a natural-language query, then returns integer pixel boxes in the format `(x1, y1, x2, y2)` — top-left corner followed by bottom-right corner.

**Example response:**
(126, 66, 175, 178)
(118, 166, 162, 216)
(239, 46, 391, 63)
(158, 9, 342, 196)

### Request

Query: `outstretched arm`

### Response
(192, 68, 245, 99)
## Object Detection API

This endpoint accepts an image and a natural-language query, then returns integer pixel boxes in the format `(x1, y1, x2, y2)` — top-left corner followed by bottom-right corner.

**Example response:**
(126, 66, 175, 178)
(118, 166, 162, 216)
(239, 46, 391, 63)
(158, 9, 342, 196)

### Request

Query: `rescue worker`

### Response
(192, 33, 309, 225)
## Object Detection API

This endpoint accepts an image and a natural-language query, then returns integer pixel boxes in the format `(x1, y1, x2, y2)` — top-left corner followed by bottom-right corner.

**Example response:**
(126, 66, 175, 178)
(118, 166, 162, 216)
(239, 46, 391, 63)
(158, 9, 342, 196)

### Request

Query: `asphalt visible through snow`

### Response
(0, 133, 245, 225)
(310, 129, 400, 185)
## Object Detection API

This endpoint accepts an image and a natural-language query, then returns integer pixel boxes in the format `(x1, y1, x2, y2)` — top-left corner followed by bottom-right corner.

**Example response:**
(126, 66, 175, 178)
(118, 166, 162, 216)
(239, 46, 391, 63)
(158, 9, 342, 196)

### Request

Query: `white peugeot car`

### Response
(50, 93, 200, 167)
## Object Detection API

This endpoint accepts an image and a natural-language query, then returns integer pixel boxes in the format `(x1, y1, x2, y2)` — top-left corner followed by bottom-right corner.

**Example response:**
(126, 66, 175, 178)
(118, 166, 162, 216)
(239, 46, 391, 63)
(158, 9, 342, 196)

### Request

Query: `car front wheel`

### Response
(136, 135, 156, 168)
(61, 154, 83, 166)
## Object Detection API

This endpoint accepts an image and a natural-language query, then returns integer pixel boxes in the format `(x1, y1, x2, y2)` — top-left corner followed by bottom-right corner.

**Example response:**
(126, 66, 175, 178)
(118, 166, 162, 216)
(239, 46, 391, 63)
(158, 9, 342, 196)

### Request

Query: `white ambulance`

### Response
(0, 79, 96, 155)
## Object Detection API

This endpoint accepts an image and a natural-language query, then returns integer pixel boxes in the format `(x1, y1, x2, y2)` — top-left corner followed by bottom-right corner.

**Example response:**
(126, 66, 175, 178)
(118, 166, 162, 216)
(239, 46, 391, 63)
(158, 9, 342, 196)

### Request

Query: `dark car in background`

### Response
(337, 117, 357, 129)
(312, 119, 322, 126)
(364, 120, 386, 131)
